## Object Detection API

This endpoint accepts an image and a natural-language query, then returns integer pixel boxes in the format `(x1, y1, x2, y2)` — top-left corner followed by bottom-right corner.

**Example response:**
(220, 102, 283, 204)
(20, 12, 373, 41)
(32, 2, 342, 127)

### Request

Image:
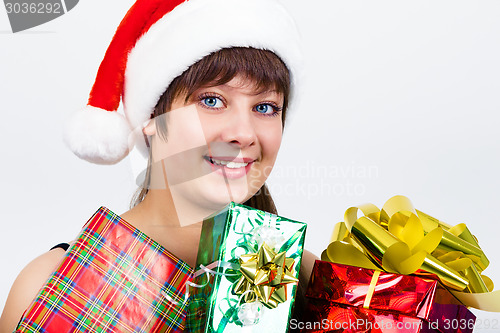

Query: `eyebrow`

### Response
(254, 89, 280, 95)
(221, 83, 281, 96)
(192, 84, 282, 96)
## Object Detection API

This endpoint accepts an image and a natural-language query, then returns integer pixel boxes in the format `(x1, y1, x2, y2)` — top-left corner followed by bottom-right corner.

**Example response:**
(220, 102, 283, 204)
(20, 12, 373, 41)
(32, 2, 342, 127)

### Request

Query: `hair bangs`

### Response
(181, 47, 290, 100)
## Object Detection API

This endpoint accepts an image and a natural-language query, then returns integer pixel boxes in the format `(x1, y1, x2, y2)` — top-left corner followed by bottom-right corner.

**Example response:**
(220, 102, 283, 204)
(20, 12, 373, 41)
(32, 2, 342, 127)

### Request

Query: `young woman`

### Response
(0, 0, 316, 331)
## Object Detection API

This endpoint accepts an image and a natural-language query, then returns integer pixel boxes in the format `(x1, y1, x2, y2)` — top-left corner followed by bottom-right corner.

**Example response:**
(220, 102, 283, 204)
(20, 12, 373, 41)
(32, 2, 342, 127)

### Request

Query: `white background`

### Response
(1, 0, 500, 329)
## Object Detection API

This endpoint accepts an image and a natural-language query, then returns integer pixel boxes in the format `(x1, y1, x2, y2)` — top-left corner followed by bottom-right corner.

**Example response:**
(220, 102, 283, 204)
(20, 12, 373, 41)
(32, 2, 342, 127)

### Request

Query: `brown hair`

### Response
(131, 47, 291, 214)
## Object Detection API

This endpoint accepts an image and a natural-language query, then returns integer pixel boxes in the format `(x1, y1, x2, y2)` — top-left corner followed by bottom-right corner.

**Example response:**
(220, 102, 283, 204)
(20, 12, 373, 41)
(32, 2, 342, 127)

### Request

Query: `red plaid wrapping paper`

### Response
(16, 207, 193, 333)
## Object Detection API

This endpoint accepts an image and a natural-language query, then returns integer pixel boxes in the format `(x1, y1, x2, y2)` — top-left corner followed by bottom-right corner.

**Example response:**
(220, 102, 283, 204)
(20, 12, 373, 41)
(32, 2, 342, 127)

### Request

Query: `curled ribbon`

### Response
(162, 261, 239, 306)
(322, 195, 500, 311)
(233, 242, 298, 309)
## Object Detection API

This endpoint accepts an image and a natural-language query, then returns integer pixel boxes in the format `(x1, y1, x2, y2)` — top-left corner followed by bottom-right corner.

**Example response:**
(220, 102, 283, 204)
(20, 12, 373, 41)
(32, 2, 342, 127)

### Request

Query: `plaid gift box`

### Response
(17, 207, 193, 333)
(301, 261, 475, 333)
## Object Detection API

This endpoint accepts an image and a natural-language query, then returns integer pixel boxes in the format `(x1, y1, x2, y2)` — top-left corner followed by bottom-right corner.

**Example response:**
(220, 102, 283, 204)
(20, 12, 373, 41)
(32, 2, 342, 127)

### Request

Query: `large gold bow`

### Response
(323, 195, 500, 311)
(233, 242, 298, 309)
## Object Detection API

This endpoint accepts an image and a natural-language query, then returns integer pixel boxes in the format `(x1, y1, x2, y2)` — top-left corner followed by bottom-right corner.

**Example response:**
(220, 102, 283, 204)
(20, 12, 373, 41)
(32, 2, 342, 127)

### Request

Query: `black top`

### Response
(49, 243, 70, 251)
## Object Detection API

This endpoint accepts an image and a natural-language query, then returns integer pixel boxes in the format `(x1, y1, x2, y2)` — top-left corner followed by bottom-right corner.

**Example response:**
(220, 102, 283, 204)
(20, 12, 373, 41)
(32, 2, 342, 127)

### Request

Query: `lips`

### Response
(203, 155, 255, 179)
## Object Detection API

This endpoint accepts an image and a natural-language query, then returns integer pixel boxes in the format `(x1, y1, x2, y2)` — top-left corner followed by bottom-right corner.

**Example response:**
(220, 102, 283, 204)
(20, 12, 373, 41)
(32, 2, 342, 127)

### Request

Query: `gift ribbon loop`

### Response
(363, 270, 381, 309)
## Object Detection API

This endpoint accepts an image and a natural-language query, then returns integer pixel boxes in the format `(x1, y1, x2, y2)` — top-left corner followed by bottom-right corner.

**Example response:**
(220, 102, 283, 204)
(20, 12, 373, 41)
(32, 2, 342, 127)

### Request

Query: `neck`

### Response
(122, 189, 207, 267)
(131, 190, 203, 229)
(136, 158, 223, 228)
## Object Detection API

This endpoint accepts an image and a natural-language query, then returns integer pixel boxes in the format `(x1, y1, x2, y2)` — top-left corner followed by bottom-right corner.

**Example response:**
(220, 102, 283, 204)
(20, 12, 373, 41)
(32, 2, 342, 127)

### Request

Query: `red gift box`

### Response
(17, 207, 193, 333)
(300, 261, 475, 333)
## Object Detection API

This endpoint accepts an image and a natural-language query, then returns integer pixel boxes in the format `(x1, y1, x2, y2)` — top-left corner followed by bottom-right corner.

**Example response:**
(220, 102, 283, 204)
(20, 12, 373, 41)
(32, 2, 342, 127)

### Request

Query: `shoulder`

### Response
(292, 249, 319, 324)
(299, 249, 319, 283)
(297, 249, 319, 297)
(0, 248, 66, 333)
(297, 249, 319, 299)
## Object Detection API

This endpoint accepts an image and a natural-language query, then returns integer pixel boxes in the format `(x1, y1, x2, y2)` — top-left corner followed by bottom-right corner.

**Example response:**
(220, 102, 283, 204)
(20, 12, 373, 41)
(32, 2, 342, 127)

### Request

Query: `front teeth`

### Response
(209, 158, 249, 169)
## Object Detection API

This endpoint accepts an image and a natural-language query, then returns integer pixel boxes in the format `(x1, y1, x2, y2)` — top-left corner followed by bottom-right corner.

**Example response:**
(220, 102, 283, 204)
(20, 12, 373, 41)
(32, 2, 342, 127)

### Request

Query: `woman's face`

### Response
(146, 74, 284, 215)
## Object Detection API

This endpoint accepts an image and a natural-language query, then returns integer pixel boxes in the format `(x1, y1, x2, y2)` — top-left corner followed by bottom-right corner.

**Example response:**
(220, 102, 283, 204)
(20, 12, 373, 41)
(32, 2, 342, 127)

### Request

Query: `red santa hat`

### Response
(64, 0, 302, 165)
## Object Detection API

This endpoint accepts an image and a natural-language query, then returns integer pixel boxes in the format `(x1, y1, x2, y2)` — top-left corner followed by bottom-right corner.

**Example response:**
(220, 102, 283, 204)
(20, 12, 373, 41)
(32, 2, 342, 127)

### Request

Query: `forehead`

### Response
(201, 75, 282, 96)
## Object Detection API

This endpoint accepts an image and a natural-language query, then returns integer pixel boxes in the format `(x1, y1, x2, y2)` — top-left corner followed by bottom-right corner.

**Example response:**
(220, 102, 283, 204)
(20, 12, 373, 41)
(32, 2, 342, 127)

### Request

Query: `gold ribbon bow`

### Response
(323, 195, 500, 311)
(233, 242, 298, 309)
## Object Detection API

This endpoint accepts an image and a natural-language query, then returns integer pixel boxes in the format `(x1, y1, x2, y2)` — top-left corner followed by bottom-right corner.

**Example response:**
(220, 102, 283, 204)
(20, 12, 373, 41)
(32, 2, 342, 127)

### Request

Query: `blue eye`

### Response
(255, 104, 271, 114)
(202, 96, 224, 108)
(255, 103, 281, 116)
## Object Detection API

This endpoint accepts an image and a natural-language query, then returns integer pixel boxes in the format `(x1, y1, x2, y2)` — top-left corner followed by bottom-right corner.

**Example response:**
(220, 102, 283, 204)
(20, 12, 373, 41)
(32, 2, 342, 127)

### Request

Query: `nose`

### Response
(220, 105, 257, 148)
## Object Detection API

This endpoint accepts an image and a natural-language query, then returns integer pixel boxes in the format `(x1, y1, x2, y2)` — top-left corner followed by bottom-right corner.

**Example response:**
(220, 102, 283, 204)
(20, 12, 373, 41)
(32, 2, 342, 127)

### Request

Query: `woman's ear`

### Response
(142, 119, 156, 136)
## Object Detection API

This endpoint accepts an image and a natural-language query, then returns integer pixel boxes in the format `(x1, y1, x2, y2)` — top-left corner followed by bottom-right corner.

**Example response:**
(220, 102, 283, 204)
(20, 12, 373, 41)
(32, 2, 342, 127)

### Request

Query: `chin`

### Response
(203, 186, 254, 209)
(216, 190, 251, 206)
(188, 173, 264, 211)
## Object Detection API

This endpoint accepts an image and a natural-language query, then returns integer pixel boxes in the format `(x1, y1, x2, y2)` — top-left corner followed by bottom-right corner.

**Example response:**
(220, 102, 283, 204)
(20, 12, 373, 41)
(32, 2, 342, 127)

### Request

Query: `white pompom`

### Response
(250, 225, 285, 249)
(237, 301, 265, 326)
(64, 106, 132, 165)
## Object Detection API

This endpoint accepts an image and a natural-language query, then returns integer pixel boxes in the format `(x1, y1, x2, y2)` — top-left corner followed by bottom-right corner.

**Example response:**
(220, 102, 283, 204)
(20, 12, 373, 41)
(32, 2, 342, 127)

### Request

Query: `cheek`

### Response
(260, 123, 283, 161)
(152, 106, 207, 162)
(246, 125, 281, 198)
(196, 115, 219, 143)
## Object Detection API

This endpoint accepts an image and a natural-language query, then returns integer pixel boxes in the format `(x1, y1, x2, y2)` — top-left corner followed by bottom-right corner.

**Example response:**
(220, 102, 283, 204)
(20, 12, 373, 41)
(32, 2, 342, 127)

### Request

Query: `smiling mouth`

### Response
(203, 156, 251, 169)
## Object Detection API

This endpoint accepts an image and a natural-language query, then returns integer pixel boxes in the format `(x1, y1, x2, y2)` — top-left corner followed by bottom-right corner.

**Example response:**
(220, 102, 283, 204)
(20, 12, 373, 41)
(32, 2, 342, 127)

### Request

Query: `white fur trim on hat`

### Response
(124, 0, 302, 130)
(64, 106, 132, 164)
